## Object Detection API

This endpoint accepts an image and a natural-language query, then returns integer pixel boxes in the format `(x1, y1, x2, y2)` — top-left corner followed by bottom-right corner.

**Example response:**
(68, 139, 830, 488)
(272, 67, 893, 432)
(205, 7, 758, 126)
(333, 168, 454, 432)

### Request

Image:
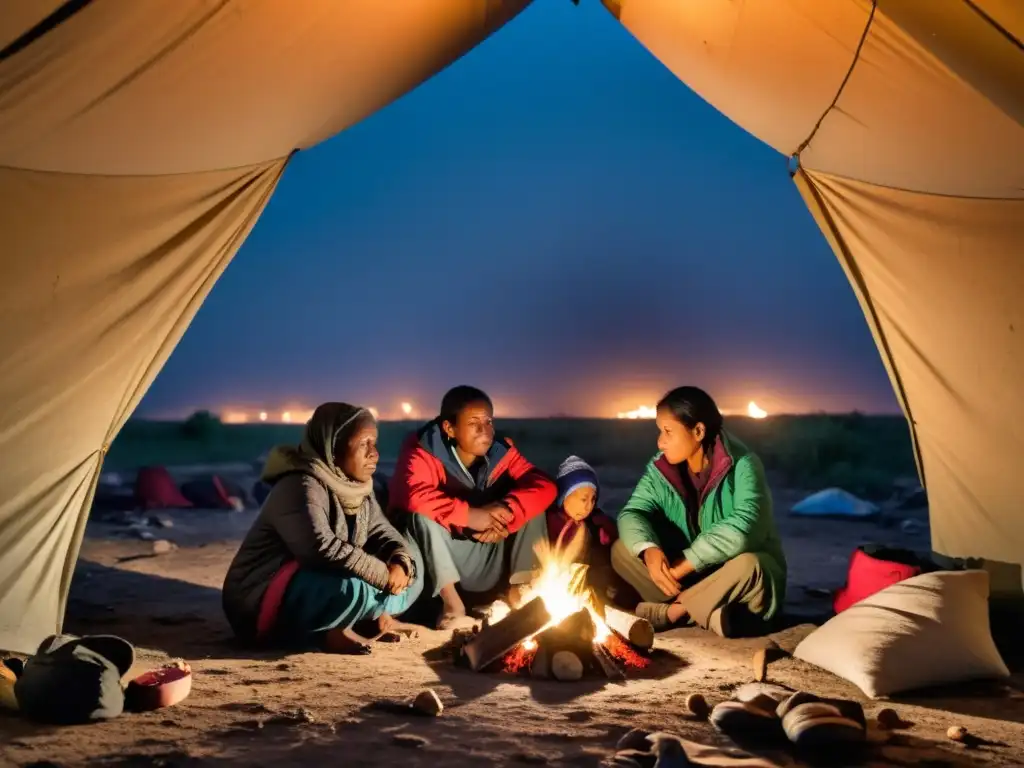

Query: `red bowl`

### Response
(125, 661, 192, 712)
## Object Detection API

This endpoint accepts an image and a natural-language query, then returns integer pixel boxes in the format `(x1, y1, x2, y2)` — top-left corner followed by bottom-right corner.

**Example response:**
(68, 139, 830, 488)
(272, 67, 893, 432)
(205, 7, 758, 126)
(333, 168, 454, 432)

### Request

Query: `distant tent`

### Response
(0, 0, 1021, 652)
(791, 489, 879, 520)
(134, 467, 192, 511)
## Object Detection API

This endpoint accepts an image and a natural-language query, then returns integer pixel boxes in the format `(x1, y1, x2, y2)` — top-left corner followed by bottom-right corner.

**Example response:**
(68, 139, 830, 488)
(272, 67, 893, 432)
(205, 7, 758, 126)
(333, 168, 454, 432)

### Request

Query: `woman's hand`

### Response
(670, 558, 695, 582)
(387, 562, 410, 595)
(643, 547, 682, 597)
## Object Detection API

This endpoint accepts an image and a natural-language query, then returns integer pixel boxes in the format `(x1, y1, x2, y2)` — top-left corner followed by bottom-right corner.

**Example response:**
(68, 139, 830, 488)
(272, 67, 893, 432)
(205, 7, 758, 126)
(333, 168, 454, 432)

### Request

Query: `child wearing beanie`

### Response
(547, 455, 618, 564)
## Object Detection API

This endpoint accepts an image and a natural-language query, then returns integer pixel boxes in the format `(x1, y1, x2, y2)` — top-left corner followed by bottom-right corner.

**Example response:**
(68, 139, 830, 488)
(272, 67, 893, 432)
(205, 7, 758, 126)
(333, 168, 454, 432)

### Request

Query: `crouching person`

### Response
(389, 386, 556, 628)
(222, 403, 423, 655)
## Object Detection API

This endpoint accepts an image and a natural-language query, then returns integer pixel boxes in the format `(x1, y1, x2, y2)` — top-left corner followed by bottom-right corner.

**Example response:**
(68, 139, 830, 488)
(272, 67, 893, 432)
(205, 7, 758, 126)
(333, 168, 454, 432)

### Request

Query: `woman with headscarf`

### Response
(223, 403, 422, 654)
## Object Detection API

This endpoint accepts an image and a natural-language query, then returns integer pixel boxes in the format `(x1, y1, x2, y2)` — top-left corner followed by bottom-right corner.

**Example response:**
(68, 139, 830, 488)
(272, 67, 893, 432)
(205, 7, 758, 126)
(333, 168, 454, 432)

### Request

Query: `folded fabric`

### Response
(15, 634, 135, 724)
(833, 545, 927, 614)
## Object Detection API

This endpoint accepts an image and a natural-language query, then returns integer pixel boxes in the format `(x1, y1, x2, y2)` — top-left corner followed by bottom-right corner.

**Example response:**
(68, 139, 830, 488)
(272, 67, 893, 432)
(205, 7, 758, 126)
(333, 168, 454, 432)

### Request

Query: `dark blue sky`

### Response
(139, 1, 897, 420)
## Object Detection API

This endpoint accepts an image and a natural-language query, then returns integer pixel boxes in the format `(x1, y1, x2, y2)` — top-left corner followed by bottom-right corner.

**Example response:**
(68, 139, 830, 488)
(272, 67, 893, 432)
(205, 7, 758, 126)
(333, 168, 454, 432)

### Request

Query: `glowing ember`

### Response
(603, 633, 651, 669)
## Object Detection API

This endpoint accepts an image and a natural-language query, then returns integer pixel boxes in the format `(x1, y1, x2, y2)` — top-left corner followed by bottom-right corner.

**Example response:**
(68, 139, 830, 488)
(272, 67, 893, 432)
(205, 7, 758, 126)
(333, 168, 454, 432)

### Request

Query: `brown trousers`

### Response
(610, 540, 770, 637)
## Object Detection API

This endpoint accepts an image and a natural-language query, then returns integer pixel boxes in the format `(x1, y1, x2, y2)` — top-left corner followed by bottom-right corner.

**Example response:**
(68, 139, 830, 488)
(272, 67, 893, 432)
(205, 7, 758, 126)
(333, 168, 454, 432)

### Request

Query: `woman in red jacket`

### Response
(389, 386, 556, 628)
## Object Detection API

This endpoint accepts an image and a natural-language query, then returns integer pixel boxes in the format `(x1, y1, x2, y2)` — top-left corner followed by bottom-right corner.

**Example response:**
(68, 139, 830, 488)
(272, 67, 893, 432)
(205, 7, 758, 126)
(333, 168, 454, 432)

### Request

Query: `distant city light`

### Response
(616, 405, 657, 420)
(222, 411, 249, 424)
(400, 401, 414, 416)
(747, 401, 768, 419)
(258, 411, 268, 422)
(281, 411, 292, 423)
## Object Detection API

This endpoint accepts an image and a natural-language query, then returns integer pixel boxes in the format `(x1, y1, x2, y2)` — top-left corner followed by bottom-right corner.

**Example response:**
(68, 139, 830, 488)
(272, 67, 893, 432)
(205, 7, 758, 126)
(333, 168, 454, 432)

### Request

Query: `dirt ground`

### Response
(2, 485, 1023, 767)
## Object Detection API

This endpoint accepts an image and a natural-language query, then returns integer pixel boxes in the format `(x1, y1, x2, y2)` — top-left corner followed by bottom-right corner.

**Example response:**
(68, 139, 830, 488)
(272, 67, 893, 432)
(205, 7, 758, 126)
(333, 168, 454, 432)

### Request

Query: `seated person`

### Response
(546, 455, 618, 562)
(611, 387, 787, 638)
(389, 385, 555, 628)
(222, 403, 422, 655)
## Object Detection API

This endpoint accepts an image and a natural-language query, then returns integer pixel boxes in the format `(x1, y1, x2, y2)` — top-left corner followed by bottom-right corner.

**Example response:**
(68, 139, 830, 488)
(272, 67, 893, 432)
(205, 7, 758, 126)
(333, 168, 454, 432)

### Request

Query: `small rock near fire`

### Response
(413, 688, 443, 717)
(686, 693, 709, 720)
(947, 725, 968, 742)
(551, 651, 583, 681)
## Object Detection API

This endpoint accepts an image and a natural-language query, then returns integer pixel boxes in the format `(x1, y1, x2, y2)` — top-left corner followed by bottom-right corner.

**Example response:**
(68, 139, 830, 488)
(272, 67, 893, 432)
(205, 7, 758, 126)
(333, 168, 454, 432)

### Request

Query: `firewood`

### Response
(601, 605, 654, 650)
(533, 608, 595, 659)
(530, 645, 551, 679)
(463, 597, 551, 672)
(593, 642, 626, 681)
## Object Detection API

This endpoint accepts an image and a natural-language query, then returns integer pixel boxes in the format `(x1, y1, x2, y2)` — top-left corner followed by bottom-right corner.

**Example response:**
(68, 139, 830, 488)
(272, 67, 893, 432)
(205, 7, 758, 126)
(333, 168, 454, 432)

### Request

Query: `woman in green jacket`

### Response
(611, 387, 786, 638)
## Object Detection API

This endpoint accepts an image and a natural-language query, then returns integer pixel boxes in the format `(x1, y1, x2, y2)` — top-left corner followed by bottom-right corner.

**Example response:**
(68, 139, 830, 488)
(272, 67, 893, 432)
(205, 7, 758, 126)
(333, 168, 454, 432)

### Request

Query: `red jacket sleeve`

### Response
(389, 438, 470, 531)
(501, 447, 557, 533)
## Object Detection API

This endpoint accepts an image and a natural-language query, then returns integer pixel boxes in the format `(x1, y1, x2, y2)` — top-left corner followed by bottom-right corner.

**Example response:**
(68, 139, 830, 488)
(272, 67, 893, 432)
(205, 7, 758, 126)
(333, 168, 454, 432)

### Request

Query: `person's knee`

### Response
(728, 552, 763, 577)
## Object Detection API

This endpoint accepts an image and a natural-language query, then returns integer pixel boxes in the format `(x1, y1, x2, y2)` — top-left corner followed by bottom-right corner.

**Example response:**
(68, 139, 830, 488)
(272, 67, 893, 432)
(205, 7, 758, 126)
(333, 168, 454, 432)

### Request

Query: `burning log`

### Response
(601, 605, 654, 650)
(463, 596, 551, 672)
(533, 608, 595, 659)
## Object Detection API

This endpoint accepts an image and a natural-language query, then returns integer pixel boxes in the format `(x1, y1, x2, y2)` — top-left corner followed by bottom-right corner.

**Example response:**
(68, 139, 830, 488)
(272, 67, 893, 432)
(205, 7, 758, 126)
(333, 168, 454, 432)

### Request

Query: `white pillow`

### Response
(793, 570, 1009, 698)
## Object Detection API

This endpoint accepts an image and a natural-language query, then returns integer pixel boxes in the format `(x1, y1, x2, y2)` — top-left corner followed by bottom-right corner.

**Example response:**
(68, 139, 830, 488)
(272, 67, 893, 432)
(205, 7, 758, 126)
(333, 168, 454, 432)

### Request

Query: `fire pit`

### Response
(447, 531, 654, 681)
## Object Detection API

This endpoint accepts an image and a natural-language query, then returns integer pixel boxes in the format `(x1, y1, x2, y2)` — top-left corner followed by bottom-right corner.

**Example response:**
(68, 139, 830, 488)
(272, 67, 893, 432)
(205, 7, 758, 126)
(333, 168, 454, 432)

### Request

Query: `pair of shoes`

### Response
(710, 689, 866, 749)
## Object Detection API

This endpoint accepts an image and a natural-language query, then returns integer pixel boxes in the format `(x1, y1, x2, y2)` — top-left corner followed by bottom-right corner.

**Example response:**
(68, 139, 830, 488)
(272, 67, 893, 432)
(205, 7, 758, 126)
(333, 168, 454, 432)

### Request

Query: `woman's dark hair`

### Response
(657, 386, 723, 456)
(439, 385, 492, 426)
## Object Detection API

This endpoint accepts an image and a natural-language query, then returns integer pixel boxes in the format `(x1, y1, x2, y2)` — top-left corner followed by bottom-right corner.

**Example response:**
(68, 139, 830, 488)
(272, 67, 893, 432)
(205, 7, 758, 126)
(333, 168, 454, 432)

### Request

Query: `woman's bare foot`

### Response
(437, 584, 468, 630)
(323, 626, 372, 655)
(373, 614, 421, 642)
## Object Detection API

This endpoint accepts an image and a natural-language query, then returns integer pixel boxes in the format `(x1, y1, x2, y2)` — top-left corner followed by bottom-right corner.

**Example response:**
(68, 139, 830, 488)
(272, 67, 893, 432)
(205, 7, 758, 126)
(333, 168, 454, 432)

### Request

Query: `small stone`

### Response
(392, 733, 429, 749)
(616, 727, 652, 751)
(412, 688, 443, 716)
(551, 651, 584, 681)
(685, 693, 710, 720)
(947, 725, 968, 742)
(152, 539, 176, 555)
(876, 707, 903, 730)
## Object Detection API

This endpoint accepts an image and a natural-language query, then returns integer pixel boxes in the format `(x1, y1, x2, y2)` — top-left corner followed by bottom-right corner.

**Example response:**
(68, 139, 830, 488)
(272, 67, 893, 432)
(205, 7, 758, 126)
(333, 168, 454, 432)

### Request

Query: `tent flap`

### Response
(0, 160, 286, 653)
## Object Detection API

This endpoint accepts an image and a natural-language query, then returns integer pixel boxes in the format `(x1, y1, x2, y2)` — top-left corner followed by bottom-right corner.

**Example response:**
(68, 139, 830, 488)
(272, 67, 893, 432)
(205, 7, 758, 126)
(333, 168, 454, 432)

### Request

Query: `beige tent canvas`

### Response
(0, 0, 1021, 654)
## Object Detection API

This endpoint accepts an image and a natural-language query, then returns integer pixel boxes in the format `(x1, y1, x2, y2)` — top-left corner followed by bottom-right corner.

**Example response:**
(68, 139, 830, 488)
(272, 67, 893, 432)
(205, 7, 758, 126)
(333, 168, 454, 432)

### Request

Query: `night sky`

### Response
(139, 1, 897, 421)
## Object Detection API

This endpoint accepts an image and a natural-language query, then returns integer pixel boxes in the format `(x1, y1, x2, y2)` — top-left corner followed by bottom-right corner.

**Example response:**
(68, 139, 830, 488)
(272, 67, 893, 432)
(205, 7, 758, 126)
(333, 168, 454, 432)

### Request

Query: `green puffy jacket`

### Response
(617, 432, 787, 619)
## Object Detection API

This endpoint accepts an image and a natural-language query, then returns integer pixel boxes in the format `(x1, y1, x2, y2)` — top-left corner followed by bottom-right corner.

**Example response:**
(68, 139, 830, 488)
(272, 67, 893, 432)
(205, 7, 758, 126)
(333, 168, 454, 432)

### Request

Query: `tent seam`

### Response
(0, 157, 295, 179)
(798, 168, 1024, 202)
(794, 1, 877, 159)
(961, 0, 1023, 49)
(793, 168, 928, 494)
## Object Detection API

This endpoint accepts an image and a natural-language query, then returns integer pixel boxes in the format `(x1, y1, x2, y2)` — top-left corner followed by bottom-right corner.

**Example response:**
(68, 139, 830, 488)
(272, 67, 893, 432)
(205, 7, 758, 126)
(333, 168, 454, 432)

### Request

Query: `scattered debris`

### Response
(947, 725, 969, 742)
(685, 693, 709, 720)
(616, 727, 651, 751)
(152, 539, 176, 555)
(412, 688, 443, 717)
(875, 707, 906, 730)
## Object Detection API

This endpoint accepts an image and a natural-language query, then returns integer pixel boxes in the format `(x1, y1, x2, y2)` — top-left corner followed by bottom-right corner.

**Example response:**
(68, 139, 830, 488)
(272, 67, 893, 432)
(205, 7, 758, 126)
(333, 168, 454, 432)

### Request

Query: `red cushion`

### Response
(833, 547, 923, 614)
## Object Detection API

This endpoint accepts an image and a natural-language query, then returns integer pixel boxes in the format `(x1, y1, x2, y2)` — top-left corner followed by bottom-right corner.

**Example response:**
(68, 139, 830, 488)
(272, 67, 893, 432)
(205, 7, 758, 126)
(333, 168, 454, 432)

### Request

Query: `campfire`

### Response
(448, 529, 654, 681)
